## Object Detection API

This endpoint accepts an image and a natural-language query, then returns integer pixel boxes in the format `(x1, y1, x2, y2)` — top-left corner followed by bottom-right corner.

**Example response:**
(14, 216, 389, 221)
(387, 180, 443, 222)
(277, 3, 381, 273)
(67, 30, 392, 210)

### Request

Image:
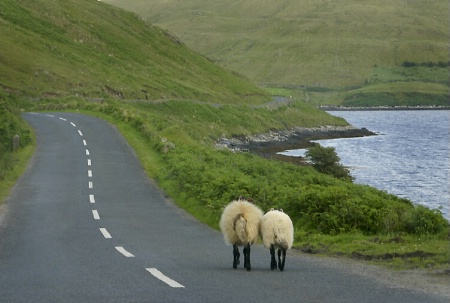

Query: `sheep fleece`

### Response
(219, 200, 263, 246)
(260, 210, 294, 250)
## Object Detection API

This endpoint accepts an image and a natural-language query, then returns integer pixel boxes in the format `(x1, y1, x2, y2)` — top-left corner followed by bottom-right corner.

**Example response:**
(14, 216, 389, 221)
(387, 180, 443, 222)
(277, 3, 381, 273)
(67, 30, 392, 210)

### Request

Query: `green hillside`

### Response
(105, 0, 449, 106)
(0, 0, 269, 104)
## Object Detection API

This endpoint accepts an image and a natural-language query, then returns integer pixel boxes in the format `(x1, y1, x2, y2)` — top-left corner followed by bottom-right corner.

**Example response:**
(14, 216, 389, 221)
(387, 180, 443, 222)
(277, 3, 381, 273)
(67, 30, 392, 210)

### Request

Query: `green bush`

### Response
(305, 144, 353, 181)
(403, 205, 449, 235)
(0, 96, 33, 179)
(0, 99, 32, 152)
(159, 144, 448, 236)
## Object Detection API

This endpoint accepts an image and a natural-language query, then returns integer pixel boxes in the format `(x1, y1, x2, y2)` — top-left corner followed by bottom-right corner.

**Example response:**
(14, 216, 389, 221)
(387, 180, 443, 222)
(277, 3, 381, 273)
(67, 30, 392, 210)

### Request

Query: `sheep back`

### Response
(260, 209, 294, 250)
(219, 200, 263, 246)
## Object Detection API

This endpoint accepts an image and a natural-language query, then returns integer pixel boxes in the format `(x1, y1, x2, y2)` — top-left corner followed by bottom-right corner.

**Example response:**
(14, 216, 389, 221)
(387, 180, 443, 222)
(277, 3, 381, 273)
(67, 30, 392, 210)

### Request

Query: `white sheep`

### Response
(260, 208, 294, 271)
(219, 198, 263, 271)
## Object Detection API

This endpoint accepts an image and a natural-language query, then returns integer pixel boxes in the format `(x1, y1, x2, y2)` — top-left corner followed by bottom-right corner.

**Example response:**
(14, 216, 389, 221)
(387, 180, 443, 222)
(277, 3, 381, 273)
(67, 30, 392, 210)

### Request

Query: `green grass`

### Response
(367, 66, 449, 85)
(261, 79, 449, 108)
(105, 0, 449, 89)
(0, 0, 270, 104)
(297, 231, 450, 270)
(0, 141, 35, 205)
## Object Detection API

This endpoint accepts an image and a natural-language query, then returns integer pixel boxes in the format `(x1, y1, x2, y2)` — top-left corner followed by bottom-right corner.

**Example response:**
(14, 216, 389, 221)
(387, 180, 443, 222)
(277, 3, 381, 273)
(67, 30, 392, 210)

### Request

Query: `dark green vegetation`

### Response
(105, 0, 449, 107)
(305, 145, 353, 181)
(1, 0, 448, 270)
(0, 96, 34, 201)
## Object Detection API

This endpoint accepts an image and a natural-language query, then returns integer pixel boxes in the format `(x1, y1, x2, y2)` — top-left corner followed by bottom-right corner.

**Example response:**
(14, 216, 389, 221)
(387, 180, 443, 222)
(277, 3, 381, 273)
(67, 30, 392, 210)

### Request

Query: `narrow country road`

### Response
(0, 112, 447, 302)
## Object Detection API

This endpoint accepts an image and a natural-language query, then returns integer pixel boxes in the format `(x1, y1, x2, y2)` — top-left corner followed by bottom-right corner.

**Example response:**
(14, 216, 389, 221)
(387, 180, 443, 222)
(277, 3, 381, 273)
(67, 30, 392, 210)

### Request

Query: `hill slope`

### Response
(0, 0, 269, 104)
(105, 0, 449, 88)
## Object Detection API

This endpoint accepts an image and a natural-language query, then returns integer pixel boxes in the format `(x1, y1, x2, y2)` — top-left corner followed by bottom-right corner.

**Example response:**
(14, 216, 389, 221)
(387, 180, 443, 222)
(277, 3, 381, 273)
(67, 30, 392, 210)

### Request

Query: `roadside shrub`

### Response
(0, 97, 33, 179)
(0, 99, 32, 151)
(403, 205, 449, 235)
(158, 143, 448, 236)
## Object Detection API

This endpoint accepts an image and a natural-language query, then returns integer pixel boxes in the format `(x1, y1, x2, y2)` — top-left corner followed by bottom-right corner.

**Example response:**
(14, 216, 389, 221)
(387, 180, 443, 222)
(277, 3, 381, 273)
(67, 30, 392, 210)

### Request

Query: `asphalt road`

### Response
(0, 112, 446, 302)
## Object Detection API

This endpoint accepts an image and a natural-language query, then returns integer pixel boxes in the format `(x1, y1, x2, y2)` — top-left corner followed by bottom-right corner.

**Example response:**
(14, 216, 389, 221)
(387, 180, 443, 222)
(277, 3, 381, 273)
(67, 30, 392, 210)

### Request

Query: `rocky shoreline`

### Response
(217, 126, 377, 164)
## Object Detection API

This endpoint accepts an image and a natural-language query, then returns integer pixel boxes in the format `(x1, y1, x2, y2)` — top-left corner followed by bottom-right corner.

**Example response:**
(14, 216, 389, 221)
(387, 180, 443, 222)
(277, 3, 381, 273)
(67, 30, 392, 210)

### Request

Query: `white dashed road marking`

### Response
(92, 210, 100, 220)
(115, 246, 135, 258)
(43, 114, 187, 289)
(99, 228, 112, 239)
(146, 268, 185, 288)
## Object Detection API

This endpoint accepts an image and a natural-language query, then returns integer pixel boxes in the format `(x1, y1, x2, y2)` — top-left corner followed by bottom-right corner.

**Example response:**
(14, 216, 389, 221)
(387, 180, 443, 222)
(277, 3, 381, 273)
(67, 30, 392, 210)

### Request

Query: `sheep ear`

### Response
(280, 209, 284, 212)
(270, 208, 274, 211)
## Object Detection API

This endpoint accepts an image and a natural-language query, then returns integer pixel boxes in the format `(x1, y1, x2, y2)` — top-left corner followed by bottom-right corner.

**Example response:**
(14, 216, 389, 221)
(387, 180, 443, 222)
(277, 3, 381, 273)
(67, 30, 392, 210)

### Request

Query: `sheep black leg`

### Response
(277, 249, 286, 271)
(270, 245, 277, 270)
(243, 244, 251, 271)
(233, 244, 240, 269)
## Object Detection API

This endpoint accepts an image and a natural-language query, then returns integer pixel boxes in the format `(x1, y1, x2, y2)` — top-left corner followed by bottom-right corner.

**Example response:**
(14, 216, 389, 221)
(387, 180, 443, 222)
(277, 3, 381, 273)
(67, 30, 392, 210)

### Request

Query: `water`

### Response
(280, 110, 450, 220)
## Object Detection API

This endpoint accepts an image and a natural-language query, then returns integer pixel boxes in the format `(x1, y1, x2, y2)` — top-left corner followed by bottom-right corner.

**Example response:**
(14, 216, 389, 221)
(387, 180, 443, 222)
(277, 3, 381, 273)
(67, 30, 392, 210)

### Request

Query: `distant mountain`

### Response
(105, 0, 449, 88)
(0, 0, 269, 104)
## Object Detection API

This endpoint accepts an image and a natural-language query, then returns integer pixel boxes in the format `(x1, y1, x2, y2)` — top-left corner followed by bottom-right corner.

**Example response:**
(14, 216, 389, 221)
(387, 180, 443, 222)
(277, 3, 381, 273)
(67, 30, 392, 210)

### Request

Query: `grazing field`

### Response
(105, 0, 449, 89)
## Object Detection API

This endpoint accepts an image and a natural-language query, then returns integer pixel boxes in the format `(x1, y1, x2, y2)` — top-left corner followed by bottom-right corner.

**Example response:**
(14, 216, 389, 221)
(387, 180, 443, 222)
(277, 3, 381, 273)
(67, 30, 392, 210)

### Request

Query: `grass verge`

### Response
(0, 141, 36, 206)
(296, 230, 450, 271)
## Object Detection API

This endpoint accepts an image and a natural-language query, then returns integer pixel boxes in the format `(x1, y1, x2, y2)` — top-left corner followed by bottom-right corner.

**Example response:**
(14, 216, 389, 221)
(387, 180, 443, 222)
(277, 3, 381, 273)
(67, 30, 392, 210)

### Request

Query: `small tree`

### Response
(305, 144, 353, 181)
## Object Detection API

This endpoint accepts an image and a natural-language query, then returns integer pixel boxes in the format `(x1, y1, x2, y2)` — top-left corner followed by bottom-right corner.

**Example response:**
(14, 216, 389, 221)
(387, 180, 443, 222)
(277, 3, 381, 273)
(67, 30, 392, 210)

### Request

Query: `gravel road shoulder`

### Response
(293, 250, 450, 299)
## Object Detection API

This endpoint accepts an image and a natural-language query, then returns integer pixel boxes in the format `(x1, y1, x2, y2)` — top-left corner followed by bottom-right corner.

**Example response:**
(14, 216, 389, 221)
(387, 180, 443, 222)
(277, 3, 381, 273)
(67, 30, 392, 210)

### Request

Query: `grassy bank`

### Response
(0, 0, 269, 104)
(0, 97, 35, 203)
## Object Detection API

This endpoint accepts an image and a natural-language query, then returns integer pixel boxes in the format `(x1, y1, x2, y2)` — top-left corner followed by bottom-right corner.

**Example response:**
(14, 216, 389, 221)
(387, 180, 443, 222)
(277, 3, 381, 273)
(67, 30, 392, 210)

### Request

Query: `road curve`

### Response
(0, 112, 446, 302)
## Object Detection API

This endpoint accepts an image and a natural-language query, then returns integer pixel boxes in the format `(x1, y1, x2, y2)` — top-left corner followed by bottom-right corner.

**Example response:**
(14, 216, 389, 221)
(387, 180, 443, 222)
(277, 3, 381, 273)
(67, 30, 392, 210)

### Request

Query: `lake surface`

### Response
(280, 110, 450, 220)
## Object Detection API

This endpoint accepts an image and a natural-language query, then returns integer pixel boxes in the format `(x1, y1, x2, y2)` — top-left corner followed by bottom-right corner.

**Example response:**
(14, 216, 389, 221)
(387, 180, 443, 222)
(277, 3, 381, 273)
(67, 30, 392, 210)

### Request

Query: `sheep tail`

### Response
(233, 214, 248, 244)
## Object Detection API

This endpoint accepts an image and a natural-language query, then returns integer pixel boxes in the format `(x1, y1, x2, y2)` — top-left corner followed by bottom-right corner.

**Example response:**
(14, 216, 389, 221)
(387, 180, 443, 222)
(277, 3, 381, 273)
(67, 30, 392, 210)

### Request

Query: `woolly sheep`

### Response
(260, 208, 294, 271)
(219, 198, 263, 271)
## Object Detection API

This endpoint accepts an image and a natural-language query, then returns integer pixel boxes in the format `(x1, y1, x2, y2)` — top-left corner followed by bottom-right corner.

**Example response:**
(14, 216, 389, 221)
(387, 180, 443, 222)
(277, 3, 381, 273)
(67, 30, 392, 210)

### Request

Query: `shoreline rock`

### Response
(216, 126, 377, 163)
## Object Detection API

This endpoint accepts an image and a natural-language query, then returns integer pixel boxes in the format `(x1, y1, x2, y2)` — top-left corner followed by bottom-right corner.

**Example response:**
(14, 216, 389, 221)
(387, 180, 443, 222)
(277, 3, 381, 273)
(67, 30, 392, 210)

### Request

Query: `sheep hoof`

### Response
(271, 259, 277, 270)
(233, 259, 240, 269)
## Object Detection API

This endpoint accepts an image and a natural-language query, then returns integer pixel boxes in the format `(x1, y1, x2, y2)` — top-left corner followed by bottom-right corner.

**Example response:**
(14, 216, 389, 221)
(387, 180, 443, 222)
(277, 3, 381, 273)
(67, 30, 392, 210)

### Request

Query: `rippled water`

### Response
(280, 110, 450, 220)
